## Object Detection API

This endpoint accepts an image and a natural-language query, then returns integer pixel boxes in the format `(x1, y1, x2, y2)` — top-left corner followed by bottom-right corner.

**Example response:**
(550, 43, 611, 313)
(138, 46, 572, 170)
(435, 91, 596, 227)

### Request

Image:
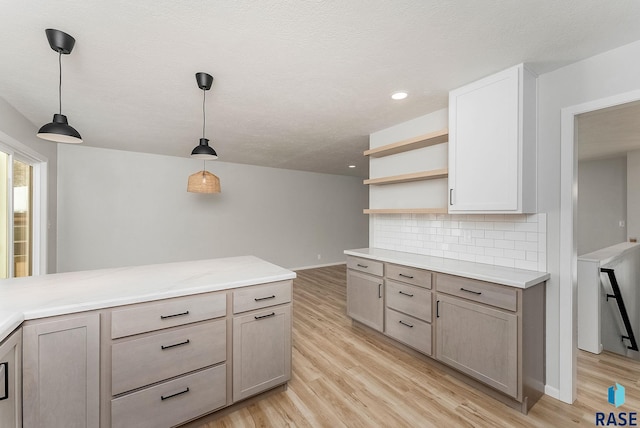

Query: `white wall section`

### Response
(56, 145, 368, 272)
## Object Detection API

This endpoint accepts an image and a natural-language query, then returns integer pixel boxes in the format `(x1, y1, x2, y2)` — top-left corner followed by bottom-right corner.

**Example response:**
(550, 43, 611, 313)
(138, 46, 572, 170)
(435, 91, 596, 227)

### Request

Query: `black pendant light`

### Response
(37, 29, 82, 144)
(190, 72, 217, 159)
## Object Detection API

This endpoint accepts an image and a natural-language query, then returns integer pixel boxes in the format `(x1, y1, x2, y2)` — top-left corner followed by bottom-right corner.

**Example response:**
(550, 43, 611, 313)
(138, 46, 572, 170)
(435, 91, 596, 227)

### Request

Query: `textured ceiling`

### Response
(577, 101, 640, 161)
(2, 1, 640, 177)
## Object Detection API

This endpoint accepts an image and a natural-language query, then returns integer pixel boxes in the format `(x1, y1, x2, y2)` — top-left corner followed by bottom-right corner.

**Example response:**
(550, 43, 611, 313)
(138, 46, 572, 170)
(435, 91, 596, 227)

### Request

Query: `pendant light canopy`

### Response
(37, 29, 83, 144)
(191, 72, 217, 159)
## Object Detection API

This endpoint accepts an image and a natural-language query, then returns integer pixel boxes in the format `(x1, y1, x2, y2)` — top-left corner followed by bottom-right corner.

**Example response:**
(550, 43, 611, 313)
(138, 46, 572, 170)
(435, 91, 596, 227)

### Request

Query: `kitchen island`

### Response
(0, 256, 296, 428)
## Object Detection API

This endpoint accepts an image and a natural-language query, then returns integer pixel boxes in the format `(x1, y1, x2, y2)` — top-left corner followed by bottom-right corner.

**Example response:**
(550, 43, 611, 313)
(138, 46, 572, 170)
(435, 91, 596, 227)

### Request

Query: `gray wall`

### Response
(56, 144, 369, 272)
(0, 97, 58, 273)
(577, 156, 627, 255)
(628, 150, 640, 242)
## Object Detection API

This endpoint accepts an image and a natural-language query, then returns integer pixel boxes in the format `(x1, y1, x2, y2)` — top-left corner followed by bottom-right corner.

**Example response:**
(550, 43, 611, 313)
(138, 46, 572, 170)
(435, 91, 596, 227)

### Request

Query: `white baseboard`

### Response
(291, 261, 346, 271)
(544, 385, 560, 400)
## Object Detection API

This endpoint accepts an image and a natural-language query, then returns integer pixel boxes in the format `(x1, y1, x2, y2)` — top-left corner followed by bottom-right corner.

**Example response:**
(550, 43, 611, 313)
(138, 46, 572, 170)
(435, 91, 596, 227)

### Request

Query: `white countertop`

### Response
(578, 242, 640, 266)
(344, 248, 549, 288)
(0, 256, 296, 342)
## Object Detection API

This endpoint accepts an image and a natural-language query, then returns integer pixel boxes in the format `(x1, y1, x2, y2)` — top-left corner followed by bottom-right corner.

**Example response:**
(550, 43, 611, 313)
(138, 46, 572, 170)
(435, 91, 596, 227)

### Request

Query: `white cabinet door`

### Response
(449, 64, 536, 213)
(23, 313, 100, 428)
(0, 328, 21, 428)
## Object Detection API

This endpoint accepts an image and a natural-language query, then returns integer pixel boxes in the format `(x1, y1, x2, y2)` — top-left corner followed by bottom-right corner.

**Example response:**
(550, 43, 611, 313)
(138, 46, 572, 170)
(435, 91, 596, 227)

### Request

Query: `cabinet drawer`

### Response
(346, 256, 383, 277)
(385, 264, 431, 289)
(111, 292, 226, 339)
(111, 364, 226, 428)
(436, 273, 517, 312)
(233, 281, 292, 314)
(385, 308, 432, 355)
(385, 280, 431, 322)
(112, 319, 226, 395)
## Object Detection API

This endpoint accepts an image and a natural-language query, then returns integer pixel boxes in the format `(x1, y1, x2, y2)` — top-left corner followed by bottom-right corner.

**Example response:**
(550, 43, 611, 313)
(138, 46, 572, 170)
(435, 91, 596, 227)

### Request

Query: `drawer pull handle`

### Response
(398, 290, 414, 297)
(255, 312, 276, 320)
(378, 283, 382, 298)
(460, 287, 482, 295)
(436, 300, 440, 318)
(161, 339, 191, 350)
(399, 273, 414, 279)
(0, 362, 7, 400)
(399, 320, 414, 328)
(161, 387, 190, 401)
(254, 295, 276, 302)
(357, 263, 369, 268)
(160, 310, 190, 320)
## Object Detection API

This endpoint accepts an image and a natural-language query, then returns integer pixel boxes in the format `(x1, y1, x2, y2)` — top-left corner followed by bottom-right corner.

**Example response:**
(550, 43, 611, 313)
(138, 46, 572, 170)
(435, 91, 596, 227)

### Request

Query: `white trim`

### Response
(544, 384, 561, 400)
(291, 261, 346, 271)
(559, 89, 640, 403)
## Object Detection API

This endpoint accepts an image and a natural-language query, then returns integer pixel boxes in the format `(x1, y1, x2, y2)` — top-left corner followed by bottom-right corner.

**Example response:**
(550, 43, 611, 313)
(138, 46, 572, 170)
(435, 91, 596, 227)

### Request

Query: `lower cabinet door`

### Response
(0, 328, 21, 428)
(23, 313, 100, 428)
(347, 270, 384, 331)
(111, 364, 227, 428)
(435, 294, 518, 397)
(233, 305, 291, 402)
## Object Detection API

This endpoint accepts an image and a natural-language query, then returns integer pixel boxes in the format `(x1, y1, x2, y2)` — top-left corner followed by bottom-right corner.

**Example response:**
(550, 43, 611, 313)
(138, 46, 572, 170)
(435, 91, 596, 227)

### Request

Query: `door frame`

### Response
(559, 88, 640, 403)
(0, 131, 48, 276)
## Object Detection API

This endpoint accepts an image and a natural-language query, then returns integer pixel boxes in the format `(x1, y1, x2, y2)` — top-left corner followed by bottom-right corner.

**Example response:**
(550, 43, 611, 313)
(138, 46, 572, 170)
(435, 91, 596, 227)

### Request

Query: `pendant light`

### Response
(190, 73, 217, 159)
(187, 72, 221, 193)
(37, 29, 82, 144)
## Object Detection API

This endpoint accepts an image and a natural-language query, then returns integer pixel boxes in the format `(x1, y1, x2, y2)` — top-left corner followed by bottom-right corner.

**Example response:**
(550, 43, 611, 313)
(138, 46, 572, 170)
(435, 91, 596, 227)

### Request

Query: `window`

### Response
(0, 142, 45, 279)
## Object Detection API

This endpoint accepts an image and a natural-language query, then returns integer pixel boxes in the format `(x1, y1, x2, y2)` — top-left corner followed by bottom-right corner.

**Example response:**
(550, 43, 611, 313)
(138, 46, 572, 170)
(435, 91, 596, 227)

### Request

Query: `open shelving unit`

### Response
(364, 129, 449, 215)
(363, 168, 448, 186)
(364, 129, 449, 158)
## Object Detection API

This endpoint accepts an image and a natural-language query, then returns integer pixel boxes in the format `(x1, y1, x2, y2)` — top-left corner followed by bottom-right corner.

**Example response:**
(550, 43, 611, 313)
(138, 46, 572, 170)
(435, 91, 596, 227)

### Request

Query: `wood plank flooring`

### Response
(196, 264, 640, 427)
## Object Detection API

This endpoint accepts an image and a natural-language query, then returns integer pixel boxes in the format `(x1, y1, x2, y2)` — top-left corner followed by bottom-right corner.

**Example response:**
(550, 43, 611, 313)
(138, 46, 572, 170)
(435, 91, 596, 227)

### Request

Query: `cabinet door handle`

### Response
(161, 339, 191, 350)
(255, 312, 276, 320)
(398, 273, 414, 279)
(161, 387, 190, 401)
(460, 287, 482, 295)
(254, 295, 276, 302)
(436, 300, 440, 318)
(378, 284, 382, 298)
(399, 320, 414, 328)
(357, 263, 368, 268)
(398, 290, 414, 297)
(160, 310, 190, 320)
(0, 362, 7, 400)
(450, 189, 454, 205)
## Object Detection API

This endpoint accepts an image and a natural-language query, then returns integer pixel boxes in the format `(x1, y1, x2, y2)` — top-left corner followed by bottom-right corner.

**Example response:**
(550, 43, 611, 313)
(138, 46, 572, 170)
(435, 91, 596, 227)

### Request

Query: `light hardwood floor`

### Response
(196, 264, 640, 427)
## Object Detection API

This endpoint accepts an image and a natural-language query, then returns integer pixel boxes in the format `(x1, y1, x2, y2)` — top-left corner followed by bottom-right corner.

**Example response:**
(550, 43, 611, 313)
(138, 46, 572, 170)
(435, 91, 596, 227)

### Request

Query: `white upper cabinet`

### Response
(448, 64, 537, 213)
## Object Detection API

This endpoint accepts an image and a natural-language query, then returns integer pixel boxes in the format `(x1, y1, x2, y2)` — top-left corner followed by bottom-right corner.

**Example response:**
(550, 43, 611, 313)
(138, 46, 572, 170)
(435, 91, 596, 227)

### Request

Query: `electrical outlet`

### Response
(317, 254, 322, 260)
(620, 220, 626, 228)
(462, 230, 473, 244)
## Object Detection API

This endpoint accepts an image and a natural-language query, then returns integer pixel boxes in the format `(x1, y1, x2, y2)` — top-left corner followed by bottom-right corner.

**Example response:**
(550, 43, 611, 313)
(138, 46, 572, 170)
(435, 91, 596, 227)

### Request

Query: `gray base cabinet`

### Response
(345, 254, 545, 413)
(22, 313, 100, 428)
(435, 294, 518, 397)
(0, 328, 22, 428)
(232, 280, 293, 403)
(347, 269, 384, 332)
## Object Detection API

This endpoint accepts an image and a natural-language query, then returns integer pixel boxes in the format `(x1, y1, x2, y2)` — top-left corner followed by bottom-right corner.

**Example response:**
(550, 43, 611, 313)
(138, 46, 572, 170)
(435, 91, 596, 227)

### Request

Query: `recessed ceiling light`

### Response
(391, 91, 408, 100)
(348, 165, 356, 168)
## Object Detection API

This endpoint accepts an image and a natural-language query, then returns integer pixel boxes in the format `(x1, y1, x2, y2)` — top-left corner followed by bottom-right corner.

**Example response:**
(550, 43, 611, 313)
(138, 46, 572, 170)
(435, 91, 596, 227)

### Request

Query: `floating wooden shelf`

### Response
(364, 128, 448, 158)
(364, 168, 448, 185)
(363, 208, 448, 215)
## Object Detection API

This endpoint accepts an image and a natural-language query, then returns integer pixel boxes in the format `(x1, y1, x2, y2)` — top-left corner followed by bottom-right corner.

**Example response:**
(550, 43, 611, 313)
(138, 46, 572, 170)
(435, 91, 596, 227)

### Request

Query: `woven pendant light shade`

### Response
(187, 170, 221, 193)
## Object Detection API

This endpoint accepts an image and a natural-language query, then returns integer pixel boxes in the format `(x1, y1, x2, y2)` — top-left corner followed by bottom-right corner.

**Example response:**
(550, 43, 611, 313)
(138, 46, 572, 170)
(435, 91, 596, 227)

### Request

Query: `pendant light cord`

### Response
(202, 88, 206, 139)
(58, 50, 62, 115)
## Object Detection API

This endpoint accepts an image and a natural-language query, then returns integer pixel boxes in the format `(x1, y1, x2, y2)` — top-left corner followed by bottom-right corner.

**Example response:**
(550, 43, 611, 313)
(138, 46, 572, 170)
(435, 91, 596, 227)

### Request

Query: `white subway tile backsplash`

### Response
(373, 213, 547, 271)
